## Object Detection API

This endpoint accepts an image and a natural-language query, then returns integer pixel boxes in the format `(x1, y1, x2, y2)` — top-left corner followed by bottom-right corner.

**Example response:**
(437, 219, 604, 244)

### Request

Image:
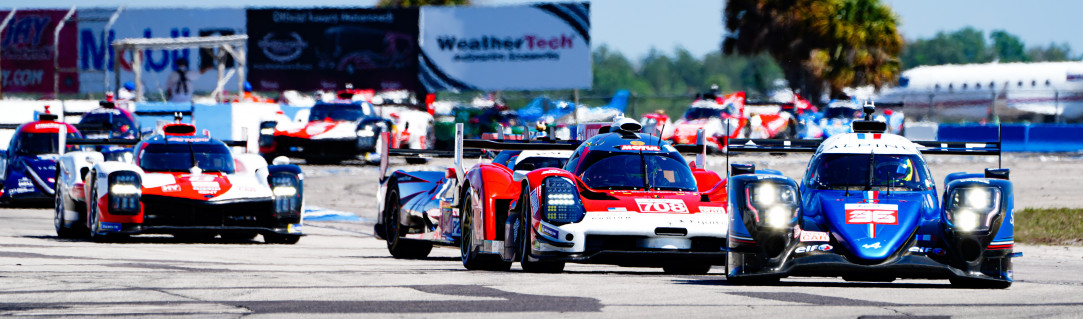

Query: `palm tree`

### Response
(723, 0, 902, 102)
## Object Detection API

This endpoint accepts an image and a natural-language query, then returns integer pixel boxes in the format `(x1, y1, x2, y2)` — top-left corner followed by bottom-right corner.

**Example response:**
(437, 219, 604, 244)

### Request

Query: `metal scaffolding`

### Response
(111, 35, 248, 102)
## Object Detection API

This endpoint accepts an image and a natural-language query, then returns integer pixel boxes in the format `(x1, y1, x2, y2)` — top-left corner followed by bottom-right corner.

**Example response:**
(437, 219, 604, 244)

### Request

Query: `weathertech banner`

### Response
(0, 9, 78, 94)
(246, 8, 421, 92)
(418, 3, 591, 91)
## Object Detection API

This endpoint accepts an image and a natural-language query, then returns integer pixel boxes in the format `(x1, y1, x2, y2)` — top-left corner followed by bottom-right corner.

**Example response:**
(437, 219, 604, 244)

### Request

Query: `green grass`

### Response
(1015, 208, 1083, 245)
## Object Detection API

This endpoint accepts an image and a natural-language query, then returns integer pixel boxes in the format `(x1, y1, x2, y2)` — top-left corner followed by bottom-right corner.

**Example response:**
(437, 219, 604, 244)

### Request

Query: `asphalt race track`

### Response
(2, 157, 1083, 318)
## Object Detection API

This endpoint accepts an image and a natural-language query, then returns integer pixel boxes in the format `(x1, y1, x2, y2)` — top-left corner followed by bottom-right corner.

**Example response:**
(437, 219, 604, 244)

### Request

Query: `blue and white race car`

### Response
(725, 103, 1015, 288)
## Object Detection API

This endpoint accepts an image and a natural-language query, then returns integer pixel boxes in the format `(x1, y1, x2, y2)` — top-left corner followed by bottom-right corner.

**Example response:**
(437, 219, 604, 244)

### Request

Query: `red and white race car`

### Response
(55, 122, 305, 243)
(669, 91, 806, 152)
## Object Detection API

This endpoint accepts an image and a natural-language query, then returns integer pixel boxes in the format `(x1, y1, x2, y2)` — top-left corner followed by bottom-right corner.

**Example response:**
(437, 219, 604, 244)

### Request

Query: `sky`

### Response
(4, 0, 1081, 61)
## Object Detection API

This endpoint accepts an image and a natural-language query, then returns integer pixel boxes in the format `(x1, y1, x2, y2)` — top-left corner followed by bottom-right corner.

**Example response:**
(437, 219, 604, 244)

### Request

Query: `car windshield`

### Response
(682, 107, 723, 120)
(575, 152, 697, 191)
(12, 132, 81, 155)
(79, 111, 136, 137)
(308, 103, 371, 122)
(805, 153, 931, 191)
(138, 142, 235, 174)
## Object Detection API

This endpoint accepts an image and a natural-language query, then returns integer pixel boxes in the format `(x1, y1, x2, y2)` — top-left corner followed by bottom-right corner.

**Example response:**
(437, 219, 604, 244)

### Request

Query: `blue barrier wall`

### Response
(937, 124, 1083, 152)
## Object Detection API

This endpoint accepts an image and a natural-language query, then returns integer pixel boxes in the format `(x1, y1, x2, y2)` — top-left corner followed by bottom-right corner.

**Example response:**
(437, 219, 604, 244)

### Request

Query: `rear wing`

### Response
(377, 123, 580, 180)
(725, 138, 1001, 156)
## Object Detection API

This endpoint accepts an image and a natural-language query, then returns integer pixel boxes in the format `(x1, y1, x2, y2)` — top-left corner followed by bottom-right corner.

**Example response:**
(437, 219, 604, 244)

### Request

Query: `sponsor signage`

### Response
(1, 9, 78, 94)
(76, 8, 245, 94)
(418, 3, 591, 91)
(246, 8, 421, 92)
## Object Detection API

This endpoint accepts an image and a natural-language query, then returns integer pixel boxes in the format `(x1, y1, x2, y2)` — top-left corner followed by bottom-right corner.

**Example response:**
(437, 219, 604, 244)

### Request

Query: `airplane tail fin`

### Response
(604, 90, 631, 112)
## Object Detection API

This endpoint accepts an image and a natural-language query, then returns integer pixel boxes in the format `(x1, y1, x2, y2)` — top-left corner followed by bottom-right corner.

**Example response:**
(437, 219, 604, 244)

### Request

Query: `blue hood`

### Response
(817, 190, 925, 262)
(3, 155, 58, 197)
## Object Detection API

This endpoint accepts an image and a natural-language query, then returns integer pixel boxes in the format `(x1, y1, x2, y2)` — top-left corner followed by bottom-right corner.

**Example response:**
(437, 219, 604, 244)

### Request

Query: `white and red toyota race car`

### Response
(54, 122, 305, 243)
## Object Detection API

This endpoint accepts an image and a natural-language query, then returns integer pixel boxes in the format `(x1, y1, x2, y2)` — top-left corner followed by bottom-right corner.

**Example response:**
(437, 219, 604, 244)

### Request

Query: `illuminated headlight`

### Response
(547, 193, 575, 206)
(110, 184, 140, 195)
(273, 186, 297, 196)
(745, 182, 798, 229)
(107, 172, 141, 214)
(356, 126, 375, 137)
(946, 187, 1000, 232)
(542, 177, 585, 224)
(260, 128, 275, 135)
(270, 174, 302, 215)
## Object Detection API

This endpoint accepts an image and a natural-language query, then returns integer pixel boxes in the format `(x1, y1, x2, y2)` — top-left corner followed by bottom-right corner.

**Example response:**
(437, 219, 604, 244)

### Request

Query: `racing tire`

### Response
(662, 263, 712, 275)
(88, 185, 125, 243)
(517, 188, 564, 273)
(384, 186, 433, 259)
(459, 187, 511, 271)
(263, 233, 301, 244)
(54, 174, 80, 239)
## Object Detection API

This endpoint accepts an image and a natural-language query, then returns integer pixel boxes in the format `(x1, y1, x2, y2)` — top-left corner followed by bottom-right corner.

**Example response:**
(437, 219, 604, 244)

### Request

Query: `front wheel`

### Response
(54, 185, 80, 239)
(518, 188, 564, 273)
(460, 188, 511, 271)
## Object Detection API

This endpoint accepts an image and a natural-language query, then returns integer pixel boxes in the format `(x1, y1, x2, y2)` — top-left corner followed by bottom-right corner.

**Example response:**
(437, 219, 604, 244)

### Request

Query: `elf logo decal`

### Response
(797, 246, 836, 254)
(845, 203, 898, 238)
(635, 198, 688, 213)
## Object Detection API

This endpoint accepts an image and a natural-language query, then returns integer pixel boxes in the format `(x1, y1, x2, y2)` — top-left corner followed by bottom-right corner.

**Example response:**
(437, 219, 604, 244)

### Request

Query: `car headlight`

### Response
(270, 174, 302, 216)
(745, 182, 798, 229)
(946, 187, 1000, 232)
(542, 177, 585, 225)
(108, 171, 141, 214)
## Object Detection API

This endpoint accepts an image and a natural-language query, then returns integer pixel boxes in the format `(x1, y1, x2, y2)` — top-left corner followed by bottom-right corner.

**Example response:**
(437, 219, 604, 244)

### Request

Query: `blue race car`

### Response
(74, 101, 142, 162)
(725, 103, 1015, 288)
(0, 109, 81, 205)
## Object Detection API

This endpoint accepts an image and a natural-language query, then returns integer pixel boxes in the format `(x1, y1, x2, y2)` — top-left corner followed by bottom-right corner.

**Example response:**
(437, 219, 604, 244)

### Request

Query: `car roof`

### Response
(18, 120, 79, 134)
(581, 131, 676, 154)
(817, 132, 921, 156)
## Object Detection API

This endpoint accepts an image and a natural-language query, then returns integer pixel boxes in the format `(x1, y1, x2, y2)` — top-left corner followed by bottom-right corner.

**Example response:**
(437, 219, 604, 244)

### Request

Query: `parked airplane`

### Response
(875, 61, 1083, 121)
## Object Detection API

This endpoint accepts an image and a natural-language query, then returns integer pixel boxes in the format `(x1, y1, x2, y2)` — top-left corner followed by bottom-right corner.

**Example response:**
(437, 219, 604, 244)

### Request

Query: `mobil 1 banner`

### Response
(76, 8, 245, 96)
(418, 3, 591, 91)
(247, 8, 421, 92)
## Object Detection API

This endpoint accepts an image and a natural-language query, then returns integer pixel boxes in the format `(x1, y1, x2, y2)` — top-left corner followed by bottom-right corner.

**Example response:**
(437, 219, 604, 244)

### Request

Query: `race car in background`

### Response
(669, 91, 807, 152)
(259, 89, 396, 164)
(797, 97, 904, 139)
(724, 102, 1015, 288)
(374, 133, 573, 259)
(0, 107, 81, 205)
(453, 119, 729, 274)
(371, 90, 436, 150)
(54, 121, 305, 243)
(70, 101, 143, 163)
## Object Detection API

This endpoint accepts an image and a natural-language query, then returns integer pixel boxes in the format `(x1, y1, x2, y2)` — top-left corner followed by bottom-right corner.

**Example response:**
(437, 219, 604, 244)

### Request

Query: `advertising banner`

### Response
(76, 8, 245, 96)
(246, 8, 421, 92)
(418, 3, 591, 91)
(0, 9, 78, 95)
